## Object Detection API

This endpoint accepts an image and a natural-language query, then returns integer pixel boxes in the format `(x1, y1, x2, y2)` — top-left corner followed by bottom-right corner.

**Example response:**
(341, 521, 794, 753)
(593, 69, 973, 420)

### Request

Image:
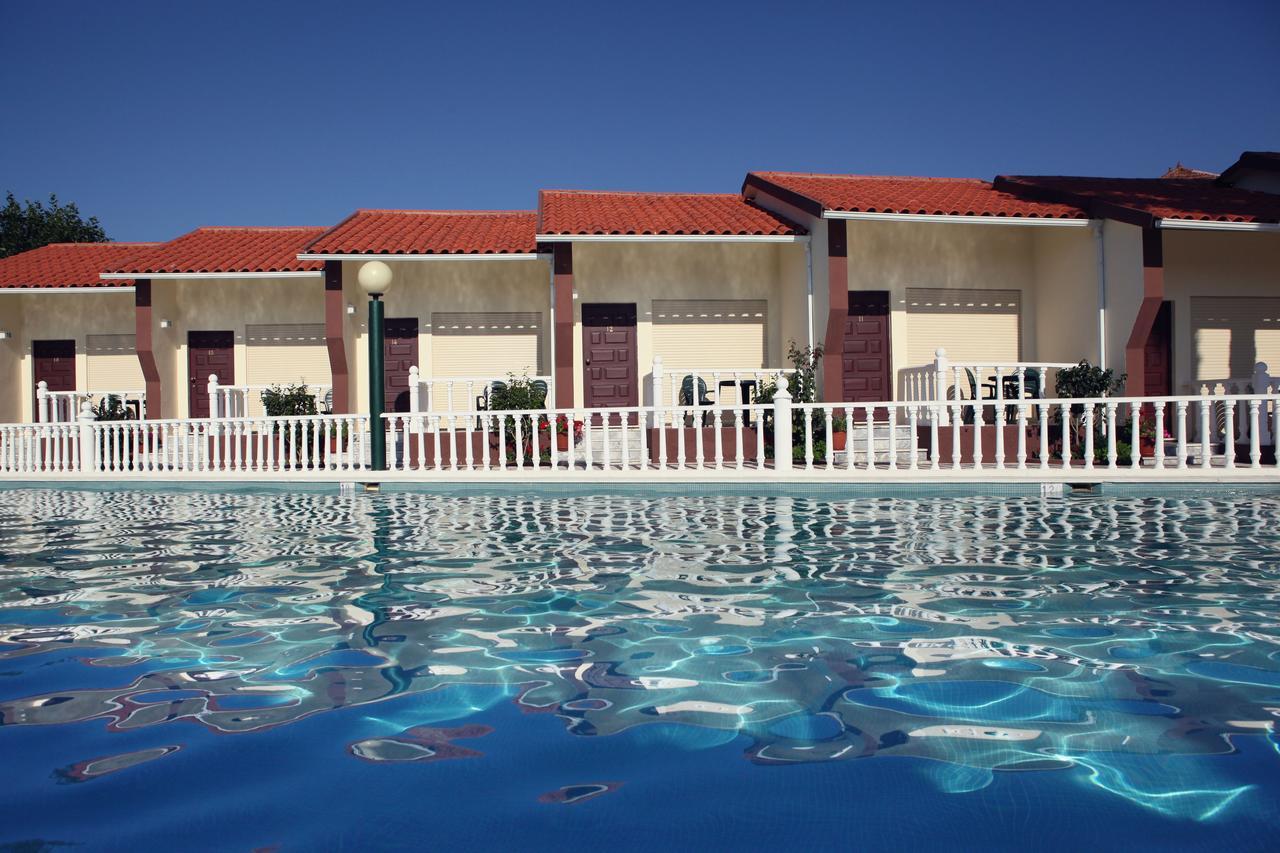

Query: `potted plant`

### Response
(555, 414, 583, 451)
(1053, 360, 1125, 465)
(261, 383, 319, 467)
(831, 412, 848, 451)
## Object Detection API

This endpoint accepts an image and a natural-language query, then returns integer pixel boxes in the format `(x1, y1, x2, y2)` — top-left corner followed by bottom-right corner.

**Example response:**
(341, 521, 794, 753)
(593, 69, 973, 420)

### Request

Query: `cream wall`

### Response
(1101, 220, 1144, 379)
(2, 290, 137, 422)
(1163, 230, 1280, 390)
(1031, 226, 1100, 366)
(151, 276, 327, 418)
(344, 258, 551, 414)
(570, 241, 805, 407)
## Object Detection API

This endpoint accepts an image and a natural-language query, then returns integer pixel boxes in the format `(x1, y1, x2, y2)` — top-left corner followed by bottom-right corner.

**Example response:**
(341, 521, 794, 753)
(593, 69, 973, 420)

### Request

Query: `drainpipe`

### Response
(1094, 221, 1107, 367)
(547, 256, 556, 405)
(804, 239, 815, 354)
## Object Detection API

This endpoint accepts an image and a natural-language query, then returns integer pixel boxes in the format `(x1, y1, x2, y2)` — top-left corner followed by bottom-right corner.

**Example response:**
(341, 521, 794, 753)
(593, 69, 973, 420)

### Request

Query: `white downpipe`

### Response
(804, 240, 815, 354)
(1094, 222, 1107, 367)
(547, 258, 556, 407)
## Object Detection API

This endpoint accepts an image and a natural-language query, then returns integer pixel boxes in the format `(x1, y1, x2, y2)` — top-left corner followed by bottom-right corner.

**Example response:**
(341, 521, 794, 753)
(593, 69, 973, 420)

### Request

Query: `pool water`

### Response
(1, 486, 1278, 851)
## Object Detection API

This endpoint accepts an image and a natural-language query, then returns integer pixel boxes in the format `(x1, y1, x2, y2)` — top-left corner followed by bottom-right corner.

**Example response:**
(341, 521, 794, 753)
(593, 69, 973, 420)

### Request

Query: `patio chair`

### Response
(531, 379, 549, 407)
(678, 375, 714, 426)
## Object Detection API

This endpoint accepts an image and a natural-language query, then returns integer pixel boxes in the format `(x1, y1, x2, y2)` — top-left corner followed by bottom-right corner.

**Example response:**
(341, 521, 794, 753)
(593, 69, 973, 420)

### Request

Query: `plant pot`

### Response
(833, 431, 847, 451)
(557, 434, 569, 452)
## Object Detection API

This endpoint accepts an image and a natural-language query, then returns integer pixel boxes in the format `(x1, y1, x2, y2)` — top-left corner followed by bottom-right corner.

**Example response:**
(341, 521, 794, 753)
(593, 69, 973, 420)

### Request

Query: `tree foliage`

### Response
(1, 192, 108, 258)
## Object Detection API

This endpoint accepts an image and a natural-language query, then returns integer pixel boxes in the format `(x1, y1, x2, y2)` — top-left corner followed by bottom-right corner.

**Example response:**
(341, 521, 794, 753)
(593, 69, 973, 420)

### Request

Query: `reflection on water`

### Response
(1, 487, 1279, 827)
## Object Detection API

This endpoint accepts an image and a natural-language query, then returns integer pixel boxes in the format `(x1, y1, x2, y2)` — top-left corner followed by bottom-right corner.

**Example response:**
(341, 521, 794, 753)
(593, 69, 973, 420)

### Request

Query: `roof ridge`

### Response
(752, 171, 986, 183)
(41, 241, 161, 247)
(351, 208, 535, 216)
(184, 225, 326, 233)
(541, 189, 743, 199)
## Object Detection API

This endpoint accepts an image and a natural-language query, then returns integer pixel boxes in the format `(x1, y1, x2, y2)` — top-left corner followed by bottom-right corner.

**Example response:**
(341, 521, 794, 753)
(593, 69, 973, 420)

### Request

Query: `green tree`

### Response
(0, 192, 108, 258)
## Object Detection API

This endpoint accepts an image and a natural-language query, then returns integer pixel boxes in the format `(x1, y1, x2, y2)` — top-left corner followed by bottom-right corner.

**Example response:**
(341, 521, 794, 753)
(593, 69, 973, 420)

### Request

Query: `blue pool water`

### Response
(1, 486, 1278, 851)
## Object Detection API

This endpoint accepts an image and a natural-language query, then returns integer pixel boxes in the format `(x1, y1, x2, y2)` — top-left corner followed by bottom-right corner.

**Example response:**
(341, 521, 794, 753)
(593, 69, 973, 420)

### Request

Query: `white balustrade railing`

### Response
(1185, 362, 1280, 446)
(407, 367, 552, 415)
(36, 382, 146, 423)
(3, 392, 1279, 479)
(207, 375, 332, 418)
(899, 348, 1074, 411)
(651, 357, 794, 413)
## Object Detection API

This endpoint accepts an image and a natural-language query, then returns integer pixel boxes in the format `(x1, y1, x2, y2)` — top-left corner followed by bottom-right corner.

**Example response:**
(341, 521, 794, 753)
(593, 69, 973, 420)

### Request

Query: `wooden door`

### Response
(582, 303, 638, 409)
(842, 291, 891, 404)
(383, 317, 419, 413)
(34, 339, 76, 419)
(188, 331, 235, 418)
(1144, 301, 1173, 397)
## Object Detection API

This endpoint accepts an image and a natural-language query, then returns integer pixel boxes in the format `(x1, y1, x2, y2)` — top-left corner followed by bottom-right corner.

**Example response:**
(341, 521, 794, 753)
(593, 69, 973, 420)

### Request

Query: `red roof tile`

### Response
(538, 190, 804, 236)
(1160, 163, 1218, 179)
(997, 176, 1280, 224)
(0, 242, 159, 289)
(746, 172, 1087, 220)
(107, 227, 326, 275)
(306, 210, 538, 255)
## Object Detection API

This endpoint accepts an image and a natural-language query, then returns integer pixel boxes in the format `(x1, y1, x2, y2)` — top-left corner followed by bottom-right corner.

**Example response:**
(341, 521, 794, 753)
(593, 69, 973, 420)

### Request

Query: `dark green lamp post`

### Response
(357, 260, 394, 471)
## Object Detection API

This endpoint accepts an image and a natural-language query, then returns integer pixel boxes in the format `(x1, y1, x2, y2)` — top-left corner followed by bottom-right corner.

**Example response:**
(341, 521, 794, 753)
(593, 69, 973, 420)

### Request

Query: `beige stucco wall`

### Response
(1101, 220, 1144, 379)
(344, 258, 551, 414)
(1163, 230, 1280, 390)
(150, 276, 328, 418)
(569, 241, 805, 407)
(1, 290, 138, 422)
(1031, 227, 1100, 367)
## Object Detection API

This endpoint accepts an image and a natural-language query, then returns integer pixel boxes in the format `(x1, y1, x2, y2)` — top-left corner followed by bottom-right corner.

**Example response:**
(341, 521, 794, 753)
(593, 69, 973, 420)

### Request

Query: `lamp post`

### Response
(358, 261, 394, 470)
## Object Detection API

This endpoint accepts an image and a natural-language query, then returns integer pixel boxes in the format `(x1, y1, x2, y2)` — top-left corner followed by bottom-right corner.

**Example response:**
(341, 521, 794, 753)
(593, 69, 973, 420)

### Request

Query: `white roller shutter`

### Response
(652, 299, 768, 374)
(905, 288, 1021, 367)
(430, 312, 544, 411)
(1191, 297, 1280, 382)
(86, 334, 143, 392)
(245, 324, 330, 415)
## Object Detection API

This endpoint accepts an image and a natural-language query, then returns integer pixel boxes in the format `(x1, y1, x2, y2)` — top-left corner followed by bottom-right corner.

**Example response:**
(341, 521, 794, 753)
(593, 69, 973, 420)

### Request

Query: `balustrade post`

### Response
(37, 381, 49, 423)
(773, 383, 792, 474)
(408, 366, 420, 413)
(77, 401, 97, 473)
(934, 348, 949, 425)
(207, 374, 219, 419)
(652, 356, 664, 425)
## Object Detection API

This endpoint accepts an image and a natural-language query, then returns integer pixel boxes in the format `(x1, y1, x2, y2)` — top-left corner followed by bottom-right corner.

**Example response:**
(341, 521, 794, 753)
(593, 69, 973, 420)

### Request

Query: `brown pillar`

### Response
(552, 243, 575, 408)
(324, 261, 349, 413)
(134, 278, 162, 419)
(1124, 227, 1164, 397)
(822, 219, 848, 403)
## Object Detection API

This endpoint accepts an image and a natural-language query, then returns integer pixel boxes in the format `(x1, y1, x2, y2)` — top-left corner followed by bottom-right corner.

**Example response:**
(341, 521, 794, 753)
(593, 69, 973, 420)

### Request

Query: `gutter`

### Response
(821, 211, 1092, 228)
(101, 271, 322, 280)
(298, 253, 545, 261)
(533, 233, 808, 243)
(1156, 219, 1280, 233)
(0, 286, 135, 294)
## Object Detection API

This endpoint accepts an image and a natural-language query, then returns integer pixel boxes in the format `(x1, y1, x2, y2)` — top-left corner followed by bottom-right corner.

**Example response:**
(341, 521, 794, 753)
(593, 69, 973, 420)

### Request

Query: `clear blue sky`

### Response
(2, 0, 1277, 242)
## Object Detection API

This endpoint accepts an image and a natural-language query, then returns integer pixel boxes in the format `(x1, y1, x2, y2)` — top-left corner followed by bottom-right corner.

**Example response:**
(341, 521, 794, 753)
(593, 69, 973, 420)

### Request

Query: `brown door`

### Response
(384, 317, 419, 413)
(188, 331, 235, 418)
(1144, 301, 1173, 397)
(582, 303, 638, 410)
(34, 339, 76, 418)
(842, 291, 891, 404)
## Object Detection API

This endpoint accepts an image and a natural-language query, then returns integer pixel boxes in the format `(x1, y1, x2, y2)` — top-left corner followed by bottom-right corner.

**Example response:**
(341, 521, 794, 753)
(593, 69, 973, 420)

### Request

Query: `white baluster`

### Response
(950, 403, 961, 470)
(907, 406, 918, 470)
(1016, 404, 1027, 470)
(1223, 400, 1236, 469)
(713, 408, 724, 471)
(1199, 400, 1213, 469)
(1060, 403, 1071, 469)
(1083, 403, 1095, 470)
(1175, 401, 1188, 469)
(1129, 403, 1140, 470)
(1106, 401, 1118, 469)
(1249, 400, 1262, 469)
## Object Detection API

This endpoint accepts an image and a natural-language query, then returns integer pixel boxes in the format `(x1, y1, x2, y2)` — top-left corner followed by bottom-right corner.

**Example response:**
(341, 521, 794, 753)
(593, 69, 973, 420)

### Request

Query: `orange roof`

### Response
(306, 210, 538, 255)
(107, 227, 326, 275)
(0, 242, 159, 289)
(996, 176, 1280, 224)
(538, 190, 804, 237)
(745, 172, 1087, 220)
(1160, 163, 1218, 179)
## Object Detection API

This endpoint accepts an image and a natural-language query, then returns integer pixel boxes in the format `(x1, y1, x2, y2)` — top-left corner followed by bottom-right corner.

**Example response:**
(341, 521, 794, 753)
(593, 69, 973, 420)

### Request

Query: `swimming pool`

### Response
(1, 486, 1278, 851)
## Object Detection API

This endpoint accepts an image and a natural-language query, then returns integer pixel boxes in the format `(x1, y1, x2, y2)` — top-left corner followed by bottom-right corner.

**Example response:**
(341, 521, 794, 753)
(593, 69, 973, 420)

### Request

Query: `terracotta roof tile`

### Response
(1160, 163, 1218, 179)
(538, 190, 804, 236)
(0, 242, 159, 289)
(747, 172, 1087, 219)
(997, 176, 1280, 224)
(107, 227, 326, 275)
(306, 210, 538, 255)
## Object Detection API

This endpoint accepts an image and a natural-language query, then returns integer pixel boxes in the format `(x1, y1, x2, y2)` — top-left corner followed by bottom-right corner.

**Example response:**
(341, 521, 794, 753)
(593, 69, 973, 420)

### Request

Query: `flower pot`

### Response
(557, 434, 569, 452)
(833, 431, 847, 451)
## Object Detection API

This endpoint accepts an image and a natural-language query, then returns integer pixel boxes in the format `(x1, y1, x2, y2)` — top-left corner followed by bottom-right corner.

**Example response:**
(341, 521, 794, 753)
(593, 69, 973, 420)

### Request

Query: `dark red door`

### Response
(34, 339, 76, 418)
(1144, 301, 1173, 397)
(188, 331, 235, 418)
(582, 304, 638, 409)
(383, 317, 419, 413)
(842, 291, 891, 404)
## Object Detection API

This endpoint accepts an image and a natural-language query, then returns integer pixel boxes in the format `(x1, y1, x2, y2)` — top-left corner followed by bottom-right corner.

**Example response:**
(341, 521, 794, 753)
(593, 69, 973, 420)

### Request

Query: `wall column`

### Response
(1124, 227, 1164, 397)
(134, 278, 162, 419)
(552, 243, 575, 408)
(324, 261, 349, 413)
(822, 219, 848, 403)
